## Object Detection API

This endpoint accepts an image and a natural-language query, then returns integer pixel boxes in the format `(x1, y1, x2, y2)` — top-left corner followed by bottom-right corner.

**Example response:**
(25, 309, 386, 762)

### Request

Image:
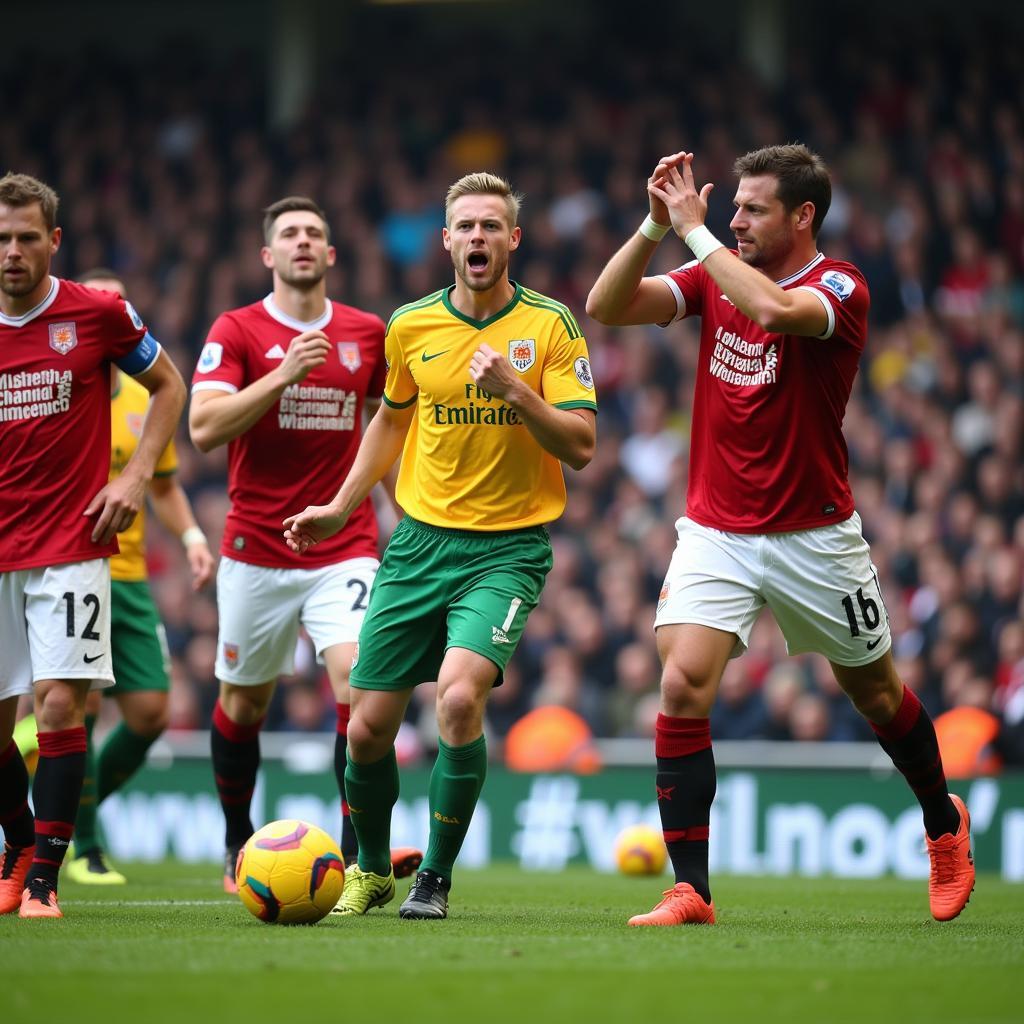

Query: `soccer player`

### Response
(189, 197, 420, 896)
(283, 172, 598, 920)
(57, 269, 216, 885)
(0, 173, 186, 918)
(586, 145, 974, 925)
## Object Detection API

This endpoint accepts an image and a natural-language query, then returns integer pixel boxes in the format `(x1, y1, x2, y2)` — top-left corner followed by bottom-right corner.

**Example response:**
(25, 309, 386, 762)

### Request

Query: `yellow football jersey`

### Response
(109, 372, 178, 581)
(383, 282, 597, 530)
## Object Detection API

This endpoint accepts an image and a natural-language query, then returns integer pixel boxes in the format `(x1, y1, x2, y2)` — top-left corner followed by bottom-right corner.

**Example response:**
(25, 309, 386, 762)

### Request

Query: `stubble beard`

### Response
(0, 267, 44, 298)
(456, 251, 507, 293)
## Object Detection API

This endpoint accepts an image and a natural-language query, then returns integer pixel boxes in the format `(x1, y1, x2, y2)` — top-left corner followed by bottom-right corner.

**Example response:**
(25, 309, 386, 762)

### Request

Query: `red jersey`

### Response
(0, 277, 156, 571)
(659, 253, 869, 533)
(192, 296, 386, 568)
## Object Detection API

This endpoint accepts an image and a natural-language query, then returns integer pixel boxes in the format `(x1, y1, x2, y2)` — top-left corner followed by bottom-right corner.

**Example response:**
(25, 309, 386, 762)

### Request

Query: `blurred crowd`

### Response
(5, 15, 1022, 765)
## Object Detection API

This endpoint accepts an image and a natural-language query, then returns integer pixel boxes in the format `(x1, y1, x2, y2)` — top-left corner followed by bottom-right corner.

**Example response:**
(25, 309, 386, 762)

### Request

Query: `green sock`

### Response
(73, 714, 99, 854)
(96, 721, 158, 802)
(345, 749, 399, 877)
(422, 735, 487, 883)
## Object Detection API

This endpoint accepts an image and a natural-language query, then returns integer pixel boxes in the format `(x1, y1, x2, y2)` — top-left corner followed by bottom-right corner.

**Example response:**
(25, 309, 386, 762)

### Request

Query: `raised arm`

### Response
(586, 154, 682, 327)
(650, 153, 829, 337)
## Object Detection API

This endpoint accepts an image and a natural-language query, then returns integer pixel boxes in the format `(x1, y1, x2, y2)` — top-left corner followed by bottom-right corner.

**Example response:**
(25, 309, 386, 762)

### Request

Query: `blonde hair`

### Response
(444, 172, 522, 228)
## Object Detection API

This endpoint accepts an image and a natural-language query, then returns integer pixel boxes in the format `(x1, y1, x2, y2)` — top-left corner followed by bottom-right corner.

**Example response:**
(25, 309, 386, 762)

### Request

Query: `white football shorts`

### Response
(0, 558, 114, 700)
(214, 555, 380, 685)
(654, 513, 892, 667)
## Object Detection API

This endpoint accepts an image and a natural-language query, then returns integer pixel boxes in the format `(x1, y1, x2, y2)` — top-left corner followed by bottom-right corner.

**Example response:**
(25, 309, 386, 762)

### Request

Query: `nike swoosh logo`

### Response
(866, 638, 882, 650)
(421, 350, 449, 362)
(83, 653, 104, 664)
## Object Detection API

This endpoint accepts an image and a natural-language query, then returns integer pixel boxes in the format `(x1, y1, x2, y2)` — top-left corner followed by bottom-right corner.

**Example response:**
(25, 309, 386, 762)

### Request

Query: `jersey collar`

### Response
(0, 276, 60, 326)
(442, 280, 522, 330)
(776, 253, 825, 287)
(262, 294, 333, 331)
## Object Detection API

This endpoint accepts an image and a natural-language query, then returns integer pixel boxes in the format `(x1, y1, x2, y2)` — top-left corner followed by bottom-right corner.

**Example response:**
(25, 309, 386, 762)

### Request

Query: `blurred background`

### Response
(6, 0, 1022, 783)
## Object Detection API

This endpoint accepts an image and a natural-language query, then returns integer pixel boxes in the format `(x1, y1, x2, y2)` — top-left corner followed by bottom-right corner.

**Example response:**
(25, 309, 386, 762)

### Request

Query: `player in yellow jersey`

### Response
(64, 270, 215, 883)
(284, 172, 597, 919)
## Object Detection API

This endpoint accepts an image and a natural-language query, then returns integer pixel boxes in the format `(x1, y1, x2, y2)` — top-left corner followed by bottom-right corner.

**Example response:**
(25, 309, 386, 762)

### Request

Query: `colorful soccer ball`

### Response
(236, 819, 345, 924)
(614, 824, 668, 876)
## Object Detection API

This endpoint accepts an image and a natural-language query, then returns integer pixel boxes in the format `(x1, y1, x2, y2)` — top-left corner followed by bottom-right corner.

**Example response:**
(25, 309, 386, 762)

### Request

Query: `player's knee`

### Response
(128, 705, 168, 739)
(437, 683, 485, 736)
(346, 713, 394, 762)
(659, 661, 717, 717)
(36, 683, 84, 731)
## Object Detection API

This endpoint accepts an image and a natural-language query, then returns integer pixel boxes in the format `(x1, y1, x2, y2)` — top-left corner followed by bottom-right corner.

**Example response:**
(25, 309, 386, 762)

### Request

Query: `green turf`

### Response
(2, 864, 1021, 1023)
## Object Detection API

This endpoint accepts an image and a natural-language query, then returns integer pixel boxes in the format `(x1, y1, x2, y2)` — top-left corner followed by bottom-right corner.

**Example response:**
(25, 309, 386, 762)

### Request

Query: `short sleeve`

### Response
(797, 267, 870, 348)
(107, 298, 159, 375)
(656, 260, 705, 325)
(367, 316, 387, 400)
(191, 314, 247, 394)
(541, 318, 598, 412)
(381, 320, 417, 409)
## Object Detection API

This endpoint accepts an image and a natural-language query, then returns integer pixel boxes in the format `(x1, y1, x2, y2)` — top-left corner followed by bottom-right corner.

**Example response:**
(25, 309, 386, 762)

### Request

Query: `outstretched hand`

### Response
(282, 505, 349, 554)
(647, 152, 714, 239)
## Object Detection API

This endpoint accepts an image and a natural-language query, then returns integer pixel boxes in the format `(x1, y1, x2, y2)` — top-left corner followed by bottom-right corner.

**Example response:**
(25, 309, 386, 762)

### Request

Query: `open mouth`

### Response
(467, 251, 489, 273)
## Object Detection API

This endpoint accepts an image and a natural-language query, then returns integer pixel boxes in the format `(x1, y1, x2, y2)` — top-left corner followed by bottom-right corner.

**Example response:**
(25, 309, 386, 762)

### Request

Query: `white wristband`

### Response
(684, 225, 725, 263)
(638, 215, 671, 242)
(181, 526, 207, 548)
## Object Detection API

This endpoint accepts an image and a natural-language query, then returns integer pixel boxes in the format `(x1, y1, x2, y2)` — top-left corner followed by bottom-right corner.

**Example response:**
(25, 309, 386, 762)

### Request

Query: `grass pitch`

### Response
(2, 864, 1021, 1024)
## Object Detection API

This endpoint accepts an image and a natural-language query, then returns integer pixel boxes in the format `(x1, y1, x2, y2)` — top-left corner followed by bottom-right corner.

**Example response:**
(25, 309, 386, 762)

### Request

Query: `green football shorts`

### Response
(350, 516, 553, 691)
(108, 579, 171, 694)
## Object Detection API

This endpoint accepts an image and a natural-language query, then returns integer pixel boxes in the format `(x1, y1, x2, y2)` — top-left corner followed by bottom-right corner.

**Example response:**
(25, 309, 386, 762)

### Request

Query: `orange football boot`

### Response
(0, 845, 33, 915)
(926, 794, 975, 921)
(628, 881, 716, 926)
(390, 846, 424, 880)
(19, 881, 63, 919)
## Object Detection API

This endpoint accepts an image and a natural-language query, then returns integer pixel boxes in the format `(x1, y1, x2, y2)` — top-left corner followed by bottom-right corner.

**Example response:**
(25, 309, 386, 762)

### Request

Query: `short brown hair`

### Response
(262, 197, 330, 244)
(445, 172, 522, 228)
(0, 172, 59, 231)
(734, 144, 831, 237)
(77, 267, 122, 286)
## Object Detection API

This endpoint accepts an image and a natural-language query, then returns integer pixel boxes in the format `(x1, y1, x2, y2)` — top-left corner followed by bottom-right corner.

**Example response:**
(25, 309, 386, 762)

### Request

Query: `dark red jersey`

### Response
(0, 278, 156, 571)
(191, 296, 386, 568)
(659, 253, 870, 533)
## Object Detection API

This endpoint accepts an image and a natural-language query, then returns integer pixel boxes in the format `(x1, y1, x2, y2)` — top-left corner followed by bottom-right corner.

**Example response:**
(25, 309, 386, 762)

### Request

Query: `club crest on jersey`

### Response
(48, 322, 77, 355)
(820, 271, 856, 302)
(223, 643, 239, 668)
(197, 341, 223, 373)
(508, 339, 536, 372)
(574, 356, 594, 390)
(338, 342, 362, 372)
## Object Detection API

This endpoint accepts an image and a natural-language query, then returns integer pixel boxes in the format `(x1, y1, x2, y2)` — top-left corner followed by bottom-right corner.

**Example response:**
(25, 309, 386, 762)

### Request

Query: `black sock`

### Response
(0, 741, 34, 849)
(335, 719, 357, 861)
(870, 686, 958, 840)
(655, 714, 716, 903)
(28, 728, 87, 889)
(211, 701, 262, 849)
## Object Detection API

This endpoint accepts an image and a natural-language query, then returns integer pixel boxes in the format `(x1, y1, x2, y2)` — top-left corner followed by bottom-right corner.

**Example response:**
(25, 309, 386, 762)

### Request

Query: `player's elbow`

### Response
(188, 416, 217, 453)
(756, 295, 797, 333)
(565, 436, 595, 472)
(585, 289, 621, 326)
